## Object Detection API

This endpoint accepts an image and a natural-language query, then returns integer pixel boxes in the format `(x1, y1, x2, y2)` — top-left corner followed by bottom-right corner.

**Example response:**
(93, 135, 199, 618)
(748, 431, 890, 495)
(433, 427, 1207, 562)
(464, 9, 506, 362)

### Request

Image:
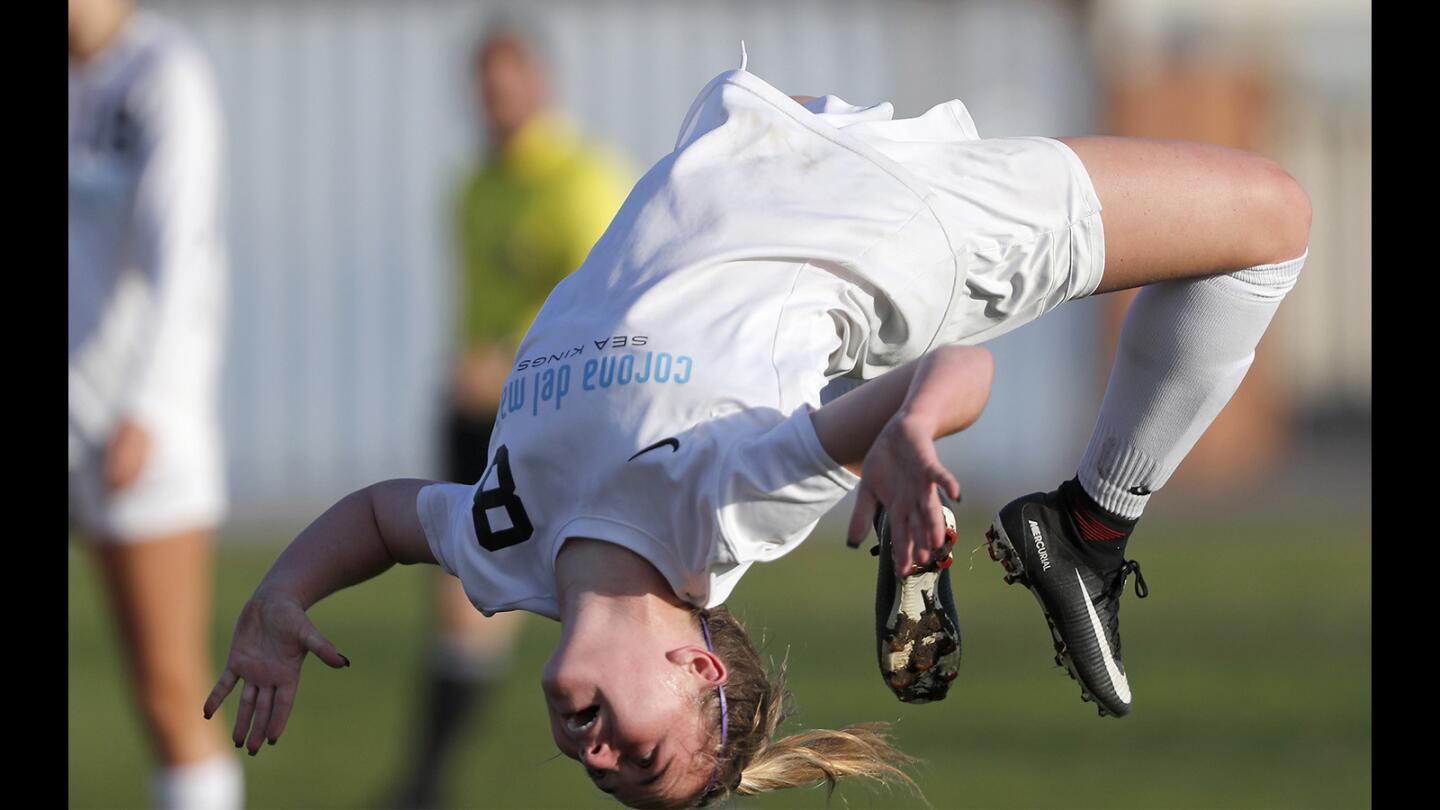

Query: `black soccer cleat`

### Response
(873, 502, 962, 703)
(985, 488, 1149, 717)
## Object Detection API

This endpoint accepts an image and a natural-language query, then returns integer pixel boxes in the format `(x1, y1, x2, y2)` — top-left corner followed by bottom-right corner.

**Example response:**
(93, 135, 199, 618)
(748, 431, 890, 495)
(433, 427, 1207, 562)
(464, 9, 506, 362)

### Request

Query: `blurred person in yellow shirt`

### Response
(386, 14, 632, 808)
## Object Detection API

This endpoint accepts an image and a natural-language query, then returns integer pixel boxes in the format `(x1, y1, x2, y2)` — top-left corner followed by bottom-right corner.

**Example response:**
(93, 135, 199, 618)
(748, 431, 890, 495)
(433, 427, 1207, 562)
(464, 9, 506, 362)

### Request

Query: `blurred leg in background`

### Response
(93, 529, 241, 810)
(70, 412, 235, 810)
(386, 409, 523, 809)
(388, 571, 525, 809)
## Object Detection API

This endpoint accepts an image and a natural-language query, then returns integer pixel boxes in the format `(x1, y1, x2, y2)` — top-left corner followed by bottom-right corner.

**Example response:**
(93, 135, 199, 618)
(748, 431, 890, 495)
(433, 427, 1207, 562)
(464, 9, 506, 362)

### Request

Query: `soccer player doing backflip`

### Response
(205, 59, 1309, 808)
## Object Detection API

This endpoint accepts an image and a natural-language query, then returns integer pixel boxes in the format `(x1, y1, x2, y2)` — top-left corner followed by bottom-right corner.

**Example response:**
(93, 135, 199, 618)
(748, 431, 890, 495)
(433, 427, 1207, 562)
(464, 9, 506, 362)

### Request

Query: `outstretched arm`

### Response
(204, 478, 439, 755)
(810, 344, 994, 574)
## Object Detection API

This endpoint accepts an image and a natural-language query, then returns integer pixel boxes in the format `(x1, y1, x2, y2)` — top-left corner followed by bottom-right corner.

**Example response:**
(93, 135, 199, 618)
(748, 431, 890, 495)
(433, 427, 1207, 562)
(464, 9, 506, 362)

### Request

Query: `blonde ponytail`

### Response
(692, 608, 923, 808)
(735, 715, 918, 797)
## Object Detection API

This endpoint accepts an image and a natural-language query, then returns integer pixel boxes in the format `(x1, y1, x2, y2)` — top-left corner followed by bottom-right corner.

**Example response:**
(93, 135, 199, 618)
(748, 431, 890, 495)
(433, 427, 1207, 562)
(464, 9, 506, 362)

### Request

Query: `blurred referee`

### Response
(69, 0, 238, 808)
(384, 13, 633, 808)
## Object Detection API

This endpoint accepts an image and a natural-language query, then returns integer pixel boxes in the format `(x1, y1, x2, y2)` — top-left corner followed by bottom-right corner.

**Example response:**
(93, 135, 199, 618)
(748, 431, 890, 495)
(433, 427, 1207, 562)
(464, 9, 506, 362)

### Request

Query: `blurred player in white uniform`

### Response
(69, 0, 239, 808)
(205, 56, 1310, 809)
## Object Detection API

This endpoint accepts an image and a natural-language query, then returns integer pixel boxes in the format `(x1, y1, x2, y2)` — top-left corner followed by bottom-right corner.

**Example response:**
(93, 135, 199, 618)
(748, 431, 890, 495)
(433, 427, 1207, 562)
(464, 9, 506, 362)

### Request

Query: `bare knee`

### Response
(1247, 159, 1312, 266)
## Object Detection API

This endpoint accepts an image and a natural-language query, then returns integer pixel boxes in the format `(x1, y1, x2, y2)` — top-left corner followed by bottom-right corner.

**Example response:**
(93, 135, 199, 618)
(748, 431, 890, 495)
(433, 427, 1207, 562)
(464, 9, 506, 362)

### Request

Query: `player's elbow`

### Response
(946, 344, 994, 384)
(968, 347, 995, 422)
(940, 345, 993, 431)
(973, 346, 995, 386)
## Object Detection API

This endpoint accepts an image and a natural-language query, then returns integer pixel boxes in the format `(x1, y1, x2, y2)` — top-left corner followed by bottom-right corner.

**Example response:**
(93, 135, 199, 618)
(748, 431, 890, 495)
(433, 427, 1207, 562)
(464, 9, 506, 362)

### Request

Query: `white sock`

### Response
(1078, 252, 1306, 519)
(152, 752, 243, 810)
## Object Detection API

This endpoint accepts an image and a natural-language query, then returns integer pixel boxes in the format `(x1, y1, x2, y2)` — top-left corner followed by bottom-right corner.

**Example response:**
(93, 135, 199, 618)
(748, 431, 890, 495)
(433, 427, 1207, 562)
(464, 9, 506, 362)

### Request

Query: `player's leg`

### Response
(1061, 136, 1311, 292)
(986, 135, 1309, 718)
(387, 408, 524, 807)
(1057, 134, 1309, 514)
(94, 528, 243, 810)
(389, 575, 525, 807)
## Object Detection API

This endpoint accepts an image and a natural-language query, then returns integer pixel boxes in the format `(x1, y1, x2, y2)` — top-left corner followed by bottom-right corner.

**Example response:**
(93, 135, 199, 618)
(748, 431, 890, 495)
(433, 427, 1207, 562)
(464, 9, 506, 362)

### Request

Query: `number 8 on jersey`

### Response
(472, 445, 534, 551)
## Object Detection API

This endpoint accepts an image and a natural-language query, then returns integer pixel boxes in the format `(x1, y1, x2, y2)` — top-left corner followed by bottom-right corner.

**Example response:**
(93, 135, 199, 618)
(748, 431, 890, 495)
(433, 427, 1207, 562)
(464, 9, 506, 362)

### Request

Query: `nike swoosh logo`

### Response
(627, 437, 680, 462)
(1076, 570, 1132, 705)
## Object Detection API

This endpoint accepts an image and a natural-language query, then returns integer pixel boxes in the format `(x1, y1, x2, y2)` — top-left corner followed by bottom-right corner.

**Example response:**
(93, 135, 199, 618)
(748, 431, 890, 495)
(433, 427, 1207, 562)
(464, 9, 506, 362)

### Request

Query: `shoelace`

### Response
(1111, 559, 1149, 600)
(1097, 560, 1148, 657)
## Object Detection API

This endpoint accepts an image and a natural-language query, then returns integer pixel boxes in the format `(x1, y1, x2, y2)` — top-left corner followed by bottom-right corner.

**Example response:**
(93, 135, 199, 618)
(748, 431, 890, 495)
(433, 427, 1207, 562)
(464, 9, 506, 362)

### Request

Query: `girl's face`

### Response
(542, 640, 727, 807)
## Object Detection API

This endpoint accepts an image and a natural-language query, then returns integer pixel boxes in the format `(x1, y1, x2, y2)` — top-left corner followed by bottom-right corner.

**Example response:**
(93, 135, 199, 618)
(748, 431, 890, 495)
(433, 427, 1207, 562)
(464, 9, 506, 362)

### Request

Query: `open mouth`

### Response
(564, 705, 599, 734)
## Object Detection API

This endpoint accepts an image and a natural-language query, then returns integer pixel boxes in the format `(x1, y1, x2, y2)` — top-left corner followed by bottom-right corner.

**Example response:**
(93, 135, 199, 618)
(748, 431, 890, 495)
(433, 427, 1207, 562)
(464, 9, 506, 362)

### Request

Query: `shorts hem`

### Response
(76, 507, 227, 543)
(1043, 137, 1107, 299)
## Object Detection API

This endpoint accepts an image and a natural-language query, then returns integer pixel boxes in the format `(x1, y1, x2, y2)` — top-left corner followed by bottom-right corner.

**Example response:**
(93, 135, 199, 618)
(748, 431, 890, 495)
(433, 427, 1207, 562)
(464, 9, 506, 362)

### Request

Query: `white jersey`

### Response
(421, 67, 1106, 618)
(69, 10, 225, 462)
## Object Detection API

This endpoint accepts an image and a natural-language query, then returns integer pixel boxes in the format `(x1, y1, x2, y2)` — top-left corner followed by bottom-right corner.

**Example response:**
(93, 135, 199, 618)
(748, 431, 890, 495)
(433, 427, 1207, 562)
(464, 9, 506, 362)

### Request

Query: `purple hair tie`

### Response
(697, 613, 729, 793)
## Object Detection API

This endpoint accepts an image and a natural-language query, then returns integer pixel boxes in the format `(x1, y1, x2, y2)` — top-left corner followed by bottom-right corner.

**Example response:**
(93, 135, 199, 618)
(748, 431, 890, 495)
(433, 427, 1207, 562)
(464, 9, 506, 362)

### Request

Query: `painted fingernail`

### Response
(340, 654, 351, 667)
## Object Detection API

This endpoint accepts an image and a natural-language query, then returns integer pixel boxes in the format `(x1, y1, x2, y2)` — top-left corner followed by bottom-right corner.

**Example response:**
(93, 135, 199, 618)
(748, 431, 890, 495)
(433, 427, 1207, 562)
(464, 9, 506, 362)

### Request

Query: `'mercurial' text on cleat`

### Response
(985, 489, 1149, 717)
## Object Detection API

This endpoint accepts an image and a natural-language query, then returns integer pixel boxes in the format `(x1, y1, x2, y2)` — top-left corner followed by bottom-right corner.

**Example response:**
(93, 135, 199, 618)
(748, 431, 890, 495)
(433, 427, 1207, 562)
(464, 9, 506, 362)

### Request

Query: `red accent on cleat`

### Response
(1073, 508, 1127, 541)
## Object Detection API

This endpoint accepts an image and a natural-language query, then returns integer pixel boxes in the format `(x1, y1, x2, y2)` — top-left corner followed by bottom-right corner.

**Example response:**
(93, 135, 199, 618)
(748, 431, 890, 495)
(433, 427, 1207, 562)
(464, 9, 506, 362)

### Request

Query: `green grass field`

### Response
(69, 511, 1370, 809)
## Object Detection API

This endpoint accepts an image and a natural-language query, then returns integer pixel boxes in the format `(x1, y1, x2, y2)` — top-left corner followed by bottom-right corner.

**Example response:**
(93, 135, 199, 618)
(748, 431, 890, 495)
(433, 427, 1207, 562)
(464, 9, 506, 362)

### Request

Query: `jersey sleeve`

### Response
(121, 43, 226, 427)
(416, 481, 480, 577)
(714, 405, 861, 564)
(415, 479, 562, 618)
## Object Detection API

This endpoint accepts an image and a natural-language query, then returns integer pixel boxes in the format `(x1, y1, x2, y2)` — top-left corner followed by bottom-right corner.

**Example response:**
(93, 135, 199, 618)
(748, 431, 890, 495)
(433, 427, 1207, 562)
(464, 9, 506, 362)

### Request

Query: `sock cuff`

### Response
(1061, 477, 1137, 534)
(1230, 250, 1306, 298)
(153, 753, 243, 810)
(1077, 421, 1163, 520)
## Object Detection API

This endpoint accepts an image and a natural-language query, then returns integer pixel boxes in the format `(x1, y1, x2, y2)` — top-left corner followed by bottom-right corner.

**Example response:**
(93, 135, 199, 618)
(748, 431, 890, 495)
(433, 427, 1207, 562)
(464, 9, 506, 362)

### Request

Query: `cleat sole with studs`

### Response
(877, 508, 962, 704)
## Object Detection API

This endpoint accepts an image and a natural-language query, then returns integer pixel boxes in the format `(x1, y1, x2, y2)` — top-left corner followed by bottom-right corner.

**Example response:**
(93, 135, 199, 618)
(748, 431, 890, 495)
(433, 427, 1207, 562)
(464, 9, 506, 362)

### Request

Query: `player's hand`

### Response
(845, 412, 961, 576)
(103, 419, 150, 492)
(203, 592, 350, 756)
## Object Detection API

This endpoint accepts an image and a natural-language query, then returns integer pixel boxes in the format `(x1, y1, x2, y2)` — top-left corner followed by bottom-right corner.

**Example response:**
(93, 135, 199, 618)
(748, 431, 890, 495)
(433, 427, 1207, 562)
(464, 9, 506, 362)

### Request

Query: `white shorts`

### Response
(782, 85, 1108, 383)
(68, 416, 227, 542)
(857, 133, 1106, 356)
(927, 136, 1105, 347)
